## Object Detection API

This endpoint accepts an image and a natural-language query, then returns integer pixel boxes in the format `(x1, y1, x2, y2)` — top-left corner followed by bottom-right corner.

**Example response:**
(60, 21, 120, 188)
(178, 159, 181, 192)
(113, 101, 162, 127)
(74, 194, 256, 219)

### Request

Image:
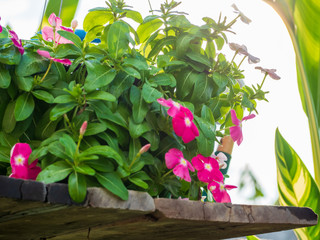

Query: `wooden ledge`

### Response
(0, 176, 317, 239)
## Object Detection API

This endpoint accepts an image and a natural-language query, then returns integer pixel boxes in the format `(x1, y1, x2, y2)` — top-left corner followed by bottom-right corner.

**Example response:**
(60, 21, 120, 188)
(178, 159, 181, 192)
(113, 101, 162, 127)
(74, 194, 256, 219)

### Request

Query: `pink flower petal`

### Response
(28, 166, 41, 180)
(172, 116, 186, 136)
(230, 125, 243, 146)
(37, 49, 51, 58)
(230, 109, 240, 126)
(165, 148, 182, 169)
(48, 13, 57, 26)
(42, 26, 54, 41)
(157, 98, 181, 117)
(191, 155, 204, 171)
(173, 164, 191, 182)
(242, 114, 255, 121)
(60, 26, 73, 33)
(10, 143, 32, 168)
(225, 185, 237, 190)
(53, 58, 72, 65)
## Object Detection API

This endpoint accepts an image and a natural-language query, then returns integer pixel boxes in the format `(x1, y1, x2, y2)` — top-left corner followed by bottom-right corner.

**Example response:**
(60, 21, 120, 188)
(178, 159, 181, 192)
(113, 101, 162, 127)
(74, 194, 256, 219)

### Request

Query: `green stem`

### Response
(237, 56, 247, 68)
(40, 60, 53, 83)
(217, 126, 232, 132)
(128, 153, 141, 170)
(231, 51, 238, 63)
(162, 169, 173, 179)
(259, 73, 268, 90)
(148, 0, 153, 14)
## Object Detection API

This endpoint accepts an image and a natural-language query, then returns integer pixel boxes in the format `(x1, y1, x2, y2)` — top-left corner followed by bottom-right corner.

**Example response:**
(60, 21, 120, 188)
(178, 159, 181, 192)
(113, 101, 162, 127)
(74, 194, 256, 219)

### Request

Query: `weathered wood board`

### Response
(0, 176, 317, 239)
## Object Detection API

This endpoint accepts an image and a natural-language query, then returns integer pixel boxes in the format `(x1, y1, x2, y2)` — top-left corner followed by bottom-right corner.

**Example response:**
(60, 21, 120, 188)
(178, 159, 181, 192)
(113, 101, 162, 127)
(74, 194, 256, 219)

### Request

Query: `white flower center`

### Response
(209, 185, 216, 191)
(180, 158, 187, 167)
(219, 183, 225, 191)
(14, 154, 25, 166)
(204, 163, 212, 171)
(173, 102, 180, 108)
(184, 117, 191, 127)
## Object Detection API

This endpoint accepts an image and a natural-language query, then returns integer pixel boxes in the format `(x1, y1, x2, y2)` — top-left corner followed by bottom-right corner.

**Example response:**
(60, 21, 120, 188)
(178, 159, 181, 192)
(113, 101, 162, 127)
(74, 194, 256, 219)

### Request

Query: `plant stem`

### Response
(128, 153, 141, 170)
(162, 169, 173, 179)
(148, 0, 154, 14)
(40, 60, 53, 83)
(259, 73, 268, 90)
(237, 56, 247, 68)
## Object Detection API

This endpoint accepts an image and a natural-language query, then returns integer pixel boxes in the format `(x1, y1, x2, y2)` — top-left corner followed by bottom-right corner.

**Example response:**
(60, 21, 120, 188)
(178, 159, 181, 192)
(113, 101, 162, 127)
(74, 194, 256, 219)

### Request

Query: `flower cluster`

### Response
(159, 98, 238, 203)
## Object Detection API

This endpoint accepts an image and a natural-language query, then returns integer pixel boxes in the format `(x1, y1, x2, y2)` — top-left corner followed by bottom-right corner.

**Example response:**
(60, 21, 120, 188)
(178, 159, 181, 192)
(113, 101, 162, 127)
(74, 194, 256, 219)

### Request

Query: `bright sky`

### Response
(0, 0, 314, 204)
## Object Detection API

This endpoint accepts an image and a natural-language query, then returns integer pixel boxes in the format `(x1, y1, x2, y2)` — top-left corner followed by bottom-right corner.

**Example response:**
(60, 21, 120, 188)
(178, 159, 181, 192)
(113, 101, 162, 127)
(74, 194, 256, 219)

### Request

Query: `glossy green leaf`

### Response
(55, 43, 82, 58)
(15, 52, 48, 77)
(35, 109, 60, 140)
(0, 65, 11, 88)
(50, 102, 77, 121)
(75, 164, 96, 176)
(84, 122, 108, 136)
(14, 93, 34, 121)
(109, 71, 135, 98)
(2, 101, 16, 133)
(122, 66, 141, 79)
(122, 57, 148, 71)
(59, 134, 76, 159)
(190, 74, 214, 104)
(53, 94, 75, 104)
(86, 91, 116, 102)
(129, 118, 151, 139)
(0, 44, 21, 65)
(14, 76, 33, 92)
(83, 10, 113, 32)
(84, 60, 116, 92)
(137, 18, 163, 43)
(176, 69, 196, 99)
(37, 160, 73, 184)
(128, 176, 148, 189)
(246, 236, 261, 240)
(96, 172, 128, 200)
(142, 83, 162, 103)
(57, 30, 82, 49)
(80, 145, 123, 167)
(149, 73, 176, 87)
(186, 52, 211, 68)
(126, 10, 143, 23)
(275, 129, 320, 239)
(130, 86, 149, 124)
(107, 21, 130, 59)
(48, 141, 71, 160)
(32, 90, 54, 103)
(68, 171, 87, 203)
(147, 36, 176, 58)
(264, 0, 320, 186)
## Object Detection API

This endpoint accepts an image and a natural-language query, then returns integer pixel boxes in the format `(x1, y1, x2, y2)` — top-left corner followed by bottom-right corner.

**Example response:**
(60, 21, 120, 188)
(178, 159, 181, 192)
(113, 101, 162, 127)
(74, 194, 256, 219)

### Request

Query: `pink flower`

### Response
(79, 121, 88, 136)
(42, 13, 73, 44)
(191, 154, 223, 183)
(172, 107, 199, 143)
(0, 17, 2, 33)
(37, 49, 72, 65)
(255, 66, 281, 80)
(9, 143, 41, 180)
(9, 30, 24, 55)
(211, 152, 228, 169)
(157, 98, 181, 117)
(208, 181, 237, 203)
(229, 109, 255, 146)
(165, 148, 194, 182)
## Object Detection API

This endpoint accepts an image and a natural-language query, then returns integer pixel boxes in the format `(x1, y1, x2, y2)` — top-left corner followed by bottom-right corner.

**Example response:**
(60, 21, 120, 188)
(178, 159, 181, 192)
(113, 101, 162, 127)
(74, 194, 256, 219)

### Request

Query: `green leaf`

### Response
(215, 36, 224, 50)
(0, 44, 21, 65)
(142, 83, 162, 103)
(128, 177, 148, 189)
(142, 131, 159, 151)
(107, 21, 130, 59)
(35, 110, 60, 140)
(126, 10, 143, 23)
(14, 93, 35, 121)
(2, 101, 16, 133)
(147, 36, 176, 59)
(37, 161, 73, 184)
(246, 236, 261, 240)
(59, 134, 76, 159)
(48, 141, 71, 160)
(122, 57, 148, 71)
(275, 129, 320, 239)
(137, 18, 163, 43)
(53, 94, 76, 104)
(109, 71, 135, 98)
(129, 138, 141, 166)
(168, 15, 191, 28)
(96, 172, 128, 200)
(80, 145, 123, 167)
(176, 33, 196, 57)
(32, 90, 54, 103)
(68, 171, 87, 203)
(50, 102, 77, 121)
(14, 76, 33, 92)
(57, 30, 82, 49)
(84, 122, 108, 136)
(149, 73, 176, 87)
(84, 60, 116, 92)
(122, 66, 141, 79)
(190, 74, 214, 104)
(83, 10, 113, 32)
(212, 72, 229, 95)
(55, 43, 82, 58)
(84, 25, 104, 43)
(196, 128, 215, 157)
(15, 52, 48, 77)
(205, 40, 216, 59)
(186, 52, 211, 68)
(130, 86, 149, 124)
(129, 118, 151, 139)
(0, 65, 11, 88)
(176, 69, 196, 99)
(194, 116, 216, 140)
(265, 0, 320, 186)
(86, 91, 116, 102)
(75, 164, 96, 176)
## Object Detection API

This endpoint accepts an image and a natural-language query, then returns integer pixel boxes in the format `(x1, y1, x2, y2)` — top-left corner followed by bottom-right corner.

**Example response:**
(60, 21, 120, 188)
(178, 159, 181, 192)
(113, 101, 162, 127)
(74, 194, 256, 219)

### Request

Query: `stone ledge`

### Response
(0, 176, 317, 240)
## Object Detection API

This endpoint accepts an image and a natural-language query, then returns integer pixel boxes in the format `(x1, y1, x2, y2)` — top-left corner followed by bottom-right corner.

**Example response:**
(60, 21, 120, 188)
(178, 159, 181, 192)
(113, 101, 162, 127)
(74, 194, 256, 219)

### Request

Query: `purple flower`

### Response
(229, 43, 260, 64)
(255, 66, 281, 80)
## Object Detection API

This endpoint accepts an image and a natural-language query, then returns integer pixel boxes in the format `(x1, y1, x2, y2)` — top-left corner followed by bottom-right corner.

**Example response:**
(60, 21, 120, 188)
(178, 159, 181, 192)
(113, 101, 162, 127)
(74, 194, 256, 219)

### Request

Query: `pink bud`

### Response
(71, 19, 78, 30)
(139, 144, 151, 154)
(80, 121, 88, 136)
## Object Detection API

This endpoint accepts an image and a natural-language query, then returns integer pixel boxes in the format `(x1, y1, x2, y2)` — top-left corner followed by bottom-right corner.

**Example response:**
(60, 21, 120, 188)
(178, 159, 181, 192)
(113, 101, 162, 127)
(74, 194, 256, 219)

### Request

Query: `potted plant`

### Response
(0, 0, 279, 203)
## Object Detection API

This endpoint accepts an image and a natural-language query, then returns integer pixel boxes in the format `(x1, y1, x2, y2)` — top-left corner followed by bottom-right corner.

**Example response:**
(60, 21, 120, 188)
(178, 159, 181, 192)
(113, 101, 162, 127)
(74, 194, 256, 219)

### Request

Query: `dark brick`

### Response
(21, 180, 47, 202)
(0, 175, 23, 199)
(47, 183, 73, 205)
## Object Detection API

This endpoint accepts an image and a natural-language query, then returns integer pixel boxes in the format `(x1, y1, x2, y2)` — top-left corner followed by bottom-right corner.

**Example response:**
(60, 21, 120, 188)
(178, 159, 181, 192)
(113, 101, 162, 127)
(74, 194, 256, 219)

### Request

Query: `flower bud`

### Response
(139, 144, 151, 154)
(80, 121, 88, 136)
(71, 19, 78, 31)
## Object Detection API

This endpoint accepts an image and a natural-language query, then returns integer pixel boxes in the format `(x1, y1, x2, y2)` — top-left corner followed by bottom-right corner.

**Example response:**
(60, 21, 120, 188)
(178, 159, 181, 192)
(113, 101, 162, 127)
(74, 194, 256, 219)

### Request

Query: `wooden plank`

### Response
(0, 176, 317, 239)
